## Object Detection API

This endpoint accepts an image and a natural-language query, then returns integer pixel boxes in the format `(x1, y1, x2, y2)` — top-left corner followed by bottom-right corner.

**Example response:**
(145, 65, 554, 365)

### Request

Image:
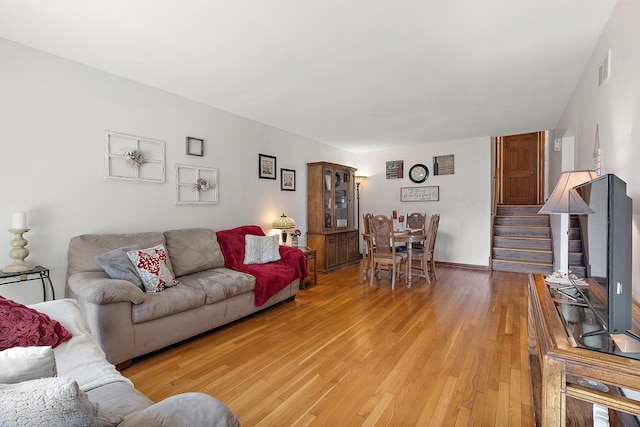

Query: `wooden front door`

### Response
(500, 132, 542, 205)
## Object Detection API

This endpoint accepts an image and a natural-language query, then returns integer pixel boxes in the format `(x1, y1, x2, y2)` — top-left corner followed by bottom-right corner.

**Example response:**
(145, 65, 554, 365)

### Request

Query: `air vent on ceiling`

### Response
(599, 48, 611, 87)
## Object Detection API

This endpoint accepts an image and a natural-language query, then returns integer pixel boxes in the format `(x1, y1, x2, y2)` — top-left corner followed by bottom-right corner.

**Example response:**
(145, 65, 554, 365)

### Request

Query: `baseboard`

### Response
(435, 261, 490, 271)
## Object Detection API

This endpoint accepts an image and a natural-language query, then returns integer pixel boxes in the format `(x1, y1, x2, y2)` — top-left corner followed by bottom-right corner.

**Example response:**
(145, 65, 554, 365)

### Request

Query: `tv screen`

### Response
(569, 174, 632, 335)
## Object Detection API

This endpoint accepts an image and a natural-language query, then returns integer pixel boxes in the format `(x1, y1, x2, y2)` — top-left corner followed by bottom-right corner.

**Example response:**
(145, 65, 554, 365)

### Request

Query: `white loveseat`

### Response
(0, 298, 240, 426)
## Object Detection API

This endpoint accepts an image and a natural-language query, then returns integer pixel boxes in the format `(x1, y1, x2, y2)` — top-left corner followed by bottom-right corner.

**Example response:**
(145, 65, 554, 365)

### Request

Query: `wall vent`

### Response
(599, 48, 611, 87)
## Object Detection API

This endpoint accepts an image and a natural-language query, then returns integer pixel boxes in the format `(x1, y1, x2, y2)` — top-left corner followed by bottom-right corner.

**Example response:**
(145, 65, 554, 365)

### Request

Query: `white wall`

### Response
(553, 1, 640, 300)
(354, 137, 493, 267)
(0, 38, 355, 303)
(0, 39, 494, 304)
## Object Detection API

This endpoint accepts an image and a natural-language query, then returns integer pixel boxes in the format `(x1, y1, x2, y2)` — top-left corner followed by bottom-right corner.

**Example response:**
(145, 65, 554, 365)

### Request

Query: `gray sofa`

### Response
(66, 228, 300, 369)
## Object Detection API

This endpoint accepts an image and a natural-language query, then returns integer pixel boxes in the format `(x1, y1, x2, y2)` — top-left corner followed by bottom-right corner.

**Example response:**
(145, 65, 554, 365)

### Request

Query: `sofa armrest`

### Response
(118, 393, 240, 427)
(68, 272, 145, 305)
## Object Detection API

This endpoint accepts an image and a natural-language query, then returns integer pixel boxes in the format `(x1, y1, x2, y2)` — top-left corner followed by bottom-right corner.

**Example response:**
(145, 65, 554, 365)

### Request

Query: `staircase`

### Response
(491, 205, 554, 274)
(568, 216, 586, 277)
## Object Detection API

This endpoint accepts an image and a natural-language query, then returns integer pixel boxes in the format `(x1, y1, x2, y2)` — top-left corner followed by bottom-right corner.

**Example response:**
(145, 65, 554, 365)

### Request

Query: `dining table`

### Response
(394, 230, 426, 287)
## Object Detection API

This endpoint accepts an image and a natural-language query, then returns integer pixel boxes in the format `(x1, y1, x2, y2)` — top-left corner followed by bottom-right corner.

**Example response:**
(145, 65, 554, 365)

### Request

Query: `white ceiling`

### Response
(0, 1, 617, 152)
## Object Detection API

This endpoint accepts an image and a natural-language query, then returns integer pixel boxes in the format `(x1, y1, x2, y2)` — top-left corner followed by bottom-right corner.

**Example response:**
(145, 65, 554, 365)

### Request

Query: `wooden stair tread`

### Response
(495, 215, 547, 218)
(495, 236, 551, 241)
(493, 247, 551, 254)
(495, 225, 550, 229)
(492, 258, 553, 266)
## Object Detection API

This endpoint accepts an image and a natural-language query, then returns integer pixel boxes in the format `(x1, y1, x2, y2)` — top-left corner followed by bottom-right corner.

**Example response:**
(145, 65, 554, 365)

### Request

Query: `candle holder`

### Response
(2, 228, 34, 273)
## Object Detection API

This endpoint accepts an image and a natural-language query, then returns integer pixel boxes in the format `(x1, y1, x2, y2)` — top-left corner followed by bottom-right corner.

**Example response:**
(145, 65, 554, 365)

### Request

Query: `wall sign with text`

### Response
(400, 186, 440, 202)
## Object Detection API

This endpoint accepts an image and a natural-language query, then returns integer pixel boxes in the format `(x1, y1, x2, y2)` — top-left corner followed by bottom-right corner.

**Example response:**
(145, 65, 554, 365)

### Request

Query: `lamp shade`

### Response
(272, 213, 296, 229)
(538, 170, 598, 214)
(354, 176, 367, 185)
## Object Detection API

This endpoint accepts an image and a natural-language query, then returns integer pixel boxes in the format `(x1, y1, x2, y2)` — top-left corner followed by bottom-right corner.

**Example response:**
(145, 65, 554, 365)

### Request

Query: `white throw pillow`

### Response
(0, 376, 122, 426)
(0, 346, 56, 384)
(244, 234, 281, 264)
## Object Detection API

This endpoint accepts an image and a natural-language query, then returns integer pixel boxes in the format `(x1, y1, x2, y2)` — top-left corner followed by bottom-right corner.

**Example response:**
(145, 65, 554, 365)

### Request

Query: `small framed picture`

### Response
(186, 137, 204, 157)
(259, 154, 277, 179)
(281, 168, 295, 191)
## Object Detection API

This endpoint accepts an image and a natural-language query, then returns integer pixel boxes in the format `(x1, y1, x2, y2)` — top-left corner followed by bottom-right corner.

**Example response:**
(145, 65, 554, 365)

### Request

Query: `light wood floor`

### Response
(122, 263, 535, 426)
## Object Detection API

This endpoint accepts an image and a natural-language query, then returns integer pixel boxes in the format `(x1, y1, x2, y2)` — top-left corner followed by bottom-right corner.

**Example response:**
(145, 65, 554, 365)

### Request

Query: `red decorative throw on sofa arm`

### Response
(216, 225, 308, 306)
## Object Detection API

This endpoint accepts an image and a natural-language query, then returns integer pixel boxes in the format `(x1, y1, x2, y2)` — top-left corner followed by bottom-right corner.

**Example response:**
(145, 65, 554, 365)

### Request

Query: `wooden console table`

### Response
(528, 273, 640, 426)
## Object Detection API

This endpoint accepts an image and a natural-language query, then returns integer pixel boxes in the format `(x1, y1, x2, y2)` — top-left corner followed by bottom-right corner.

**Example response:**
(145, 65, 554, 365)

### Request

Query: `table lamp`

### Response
(538, 169, 598, 274)
(273, 213, 296, 244)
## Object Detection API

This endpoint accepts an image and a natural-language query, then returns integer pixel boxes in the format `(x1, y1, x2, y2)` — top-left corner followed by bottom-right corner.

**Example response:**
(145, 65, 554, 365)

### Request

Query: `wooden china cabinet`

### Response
(307, 162, 359, 272)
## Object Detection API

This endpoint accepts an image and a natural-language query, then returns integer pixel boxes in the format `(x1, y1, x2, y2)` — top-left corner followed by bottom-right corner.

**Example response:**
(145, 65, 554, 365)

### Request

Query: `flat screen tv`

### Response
(568, 173, 633, 335)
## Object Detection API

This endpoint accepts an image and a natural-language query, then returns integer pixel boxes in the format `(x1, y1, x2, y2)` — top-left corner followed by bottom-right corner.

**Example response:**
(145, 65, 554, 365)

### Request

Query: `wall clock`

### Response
(409, 163, 429, 183)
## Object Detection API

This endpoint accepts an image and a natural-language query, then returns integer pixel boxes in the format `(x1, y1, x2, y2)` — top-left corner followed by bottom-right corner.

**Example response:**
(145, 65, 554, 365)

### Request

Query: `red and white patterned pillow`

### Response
(126, 244, 178, 293)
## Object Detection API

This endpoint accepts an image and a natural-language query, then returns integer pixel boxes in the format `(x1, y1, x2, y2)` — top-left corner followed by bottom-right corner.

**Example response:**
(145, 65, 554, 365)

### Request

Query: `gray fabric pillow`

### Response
(96, 244, 143, 289)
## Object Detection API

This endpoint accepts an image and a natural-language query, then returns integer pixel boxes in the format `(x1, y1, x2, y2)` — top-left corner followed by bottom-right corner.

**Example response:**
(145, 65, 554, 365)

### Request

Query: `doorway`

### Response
(497, 132, 545, 205)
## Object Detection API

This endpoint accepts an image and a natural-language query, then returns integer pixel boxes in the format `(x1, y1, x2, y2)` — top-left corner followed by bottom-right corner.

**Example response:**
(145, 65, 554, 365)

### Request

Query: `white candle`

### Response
(12, 212, 26, 229)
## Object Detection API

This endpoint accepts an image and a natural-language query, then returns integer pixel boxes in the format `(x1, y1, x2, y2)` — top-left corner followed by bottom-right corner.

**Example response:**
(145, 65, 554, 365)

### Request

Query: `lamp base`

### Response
(281, 230, 288, 244)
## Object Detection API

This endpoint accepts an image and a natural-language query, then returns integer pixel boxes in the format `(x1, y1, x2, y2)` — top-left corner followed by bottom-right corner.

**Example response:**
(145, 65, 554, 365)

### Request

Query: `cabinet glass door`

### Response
(322, 167, 351, 230)
(334, 171, 349, 228)
(323, 170, 333, 229)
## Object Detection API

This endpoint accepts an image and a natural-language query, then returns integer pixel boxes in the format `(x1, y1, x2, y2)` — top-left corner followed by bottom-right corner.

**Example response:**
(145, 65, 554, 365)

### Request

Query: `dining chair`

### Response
(361, 213, 374, 278)
(368, 215, 407, 289)
(405, 212, 427, 248)
(410, 214, 440, 284)
(406, 212, 427, 230)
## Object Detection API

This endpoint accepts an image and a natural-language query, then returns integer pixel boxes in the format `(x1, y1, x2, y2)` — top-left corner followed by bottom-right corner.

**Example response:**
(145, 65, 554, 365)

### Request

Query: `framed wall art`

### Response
(186, 137, 204, 157)
(386, 160, 404, 179)
(175, 164, 219, 205)
(400, 186, 440, 202)
(105, 131, 165, 183)
(280, 168, 295, 191)
(258, 154, 277, 179)
(433, 154, 455, 175)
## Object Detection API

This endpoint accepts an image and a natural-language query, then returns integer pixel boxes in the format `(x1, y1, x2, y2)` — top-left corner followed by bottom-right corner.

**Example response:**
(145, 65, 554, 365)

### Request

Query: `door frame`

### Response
(495, 131, 545, 205)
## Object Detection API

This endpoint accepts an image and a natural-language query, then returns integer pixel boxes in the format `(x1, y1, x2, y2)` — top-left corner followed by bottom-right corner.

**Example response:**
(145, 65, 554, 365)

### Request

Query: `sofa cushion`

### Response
(163, 228, 225, 277)
(131, 284, 206, 324)
(178, 267, 256, 305)
(0, 296, 72, 351)
(243, 234, 281, 264)
(127, 244, 179, 293)
(0, 346, 57, 384)
(95, 244, 143, 289)
(67, 232, 168, 277)
(0, 377, 122, 426)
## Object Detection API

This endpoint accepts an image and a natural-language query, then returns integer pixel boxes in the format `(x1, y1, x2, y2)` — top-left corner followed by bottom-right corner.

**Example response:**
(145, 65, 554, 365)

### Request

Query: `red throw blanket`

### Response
(216, 225, 308, 306)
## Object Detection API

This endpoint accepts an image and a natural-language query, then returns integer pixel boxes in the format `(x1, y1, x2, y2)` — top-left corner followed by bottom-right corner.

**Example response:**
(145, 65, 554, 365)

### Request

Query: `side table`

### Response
(0, 266, 55, 301)
(300, 247, 317, 288)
